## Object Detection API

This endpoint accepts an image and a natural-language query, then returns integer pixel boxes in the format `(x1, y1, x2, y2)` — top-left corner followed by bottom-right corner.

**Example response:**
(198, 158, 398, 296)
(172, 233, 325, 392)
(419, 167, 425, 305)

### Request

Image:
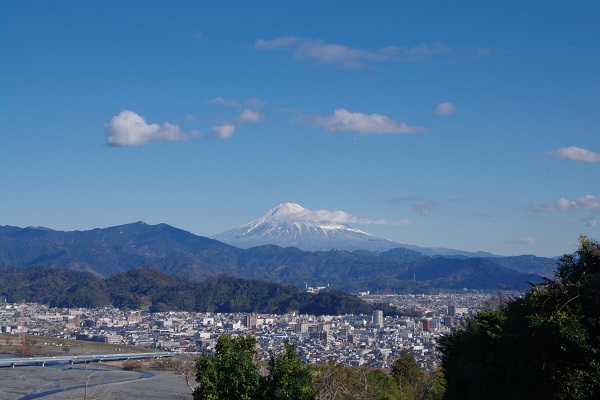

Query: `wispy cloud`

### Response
(105, 110, 196, 147)
(209, 98, 265, 140)
(389, 196, 438, 216)
(256, 37, 452, 68)
(211, 109, 264, 140)
(209, 97, 265, 108)
(192, 31, 207, 44)
(507, 237, 537, 246)
(544, 146, 600, 163)
(585, 218, 597, 228)
(433, 102, 456, 117)
(274, 206, 410, 226)
(528, 194, 600, 213)
(255, 36, 299, 50)
(308, 109, 423, 135)
(255, 37, 492, 68)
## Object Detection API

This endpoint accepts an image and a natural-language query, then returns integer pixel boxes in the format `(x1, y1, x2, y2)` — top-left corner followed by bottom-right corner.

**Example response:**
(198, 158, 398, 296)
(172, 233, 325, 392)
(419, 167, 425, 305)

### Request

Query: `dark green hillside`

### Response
(0, 266, 397, 316)
(0, 266, 110, 308)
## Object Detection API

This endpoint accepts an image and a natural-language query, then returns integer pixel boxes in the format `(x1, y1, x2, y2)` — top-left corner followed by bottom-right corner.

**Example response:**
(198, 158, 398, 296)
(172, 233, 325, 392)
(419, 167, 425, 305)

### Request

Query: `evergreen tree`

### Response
(439, 236, 600, 400)
(261, 340, 316, 400)
(193, 334, 261, 400)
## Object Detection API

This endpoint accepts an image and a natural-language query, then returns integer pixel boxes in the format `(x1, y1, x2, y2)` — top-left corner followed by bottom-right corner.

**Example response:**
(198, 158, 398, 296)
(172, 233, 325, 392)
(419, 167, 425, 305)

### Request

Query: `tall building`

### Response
(422, 318, 431, 332)
(243, 313, 257, 329)
(295, 322, 309, 333)
(372, 310, 384, 327)
(447, 305, 456, 317)
(444, 315, 454, 327)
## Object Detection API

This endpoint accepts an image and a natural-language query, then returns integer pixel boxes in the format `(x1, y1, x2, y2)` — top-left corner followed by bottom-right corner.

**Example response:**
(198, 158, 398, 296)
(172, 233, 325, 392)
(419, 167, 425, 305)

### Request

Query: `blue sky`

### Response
(1, 1, 599, 257)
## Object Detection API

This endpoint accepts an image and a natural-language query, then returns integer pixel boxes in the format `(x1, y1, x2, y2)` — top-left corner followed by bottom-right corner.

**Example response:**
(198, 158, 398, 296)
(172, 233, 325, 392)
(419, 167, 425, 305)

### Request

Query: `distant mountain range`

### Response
(0, 213, 557, 293)
(214, 203, 496, 257)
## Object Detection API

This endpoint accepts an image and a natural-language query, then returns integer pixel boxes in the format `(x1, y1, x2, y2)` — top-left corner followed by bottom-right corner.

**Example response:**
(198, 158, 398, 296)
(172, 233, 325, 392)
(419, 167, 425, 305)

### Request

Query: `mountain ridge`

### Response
(0, 220, 553, 291)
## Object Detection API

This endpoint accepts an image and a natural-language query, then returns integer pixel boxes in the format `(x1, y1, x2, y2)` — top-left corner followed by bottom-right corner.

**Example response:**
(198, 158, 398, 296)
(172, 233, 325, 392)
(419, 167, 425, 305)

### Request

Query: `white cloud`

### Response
(255, 37, 452, 68)
(237, 109, 263, 123)
(528, 194, 600, 213)
(273, 206, 409, 226)
(105, 110, 192, 147)
(545, 146, 600, 162)
(434, 102, 456, 117)
(585, 219, 597, 228)
(309, 109, 423, 135)
(390, 196, 438, 216)
(213, 123, 236, 140)
(211, 109, 264, 140)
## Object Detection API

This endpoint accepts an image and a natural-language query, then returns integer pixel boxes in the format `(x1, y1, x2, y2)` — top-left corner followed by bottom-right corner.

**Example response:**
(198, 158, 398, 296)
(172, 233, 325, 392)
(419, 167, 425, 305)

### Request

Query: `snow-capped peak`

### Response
(213, 203, 402, 252)
(268, 203, 306, 217)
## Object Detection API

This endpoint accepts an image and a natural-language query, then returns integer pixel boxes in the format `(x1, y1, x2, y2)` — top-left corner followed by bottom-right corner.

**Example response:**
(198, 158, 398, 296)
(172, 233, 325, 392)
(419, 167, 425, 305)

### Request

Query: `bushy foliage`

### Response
(194, 335, 318, 400)
(261, 341, 317, 400)
(194, 335, 446, 400)
(391, 349, 445, 400)
(314, 357, 443, 400)
(194, 334, 262, 400)
(438, 236, 600, 400)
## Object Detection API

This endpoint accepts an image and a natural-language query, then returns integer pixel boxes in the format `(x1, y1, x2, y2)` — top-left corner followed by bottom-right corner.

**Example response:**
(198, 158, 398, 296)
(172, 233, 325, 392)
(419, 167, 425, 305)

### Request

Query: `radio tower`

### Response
(17, 315, 26, 357)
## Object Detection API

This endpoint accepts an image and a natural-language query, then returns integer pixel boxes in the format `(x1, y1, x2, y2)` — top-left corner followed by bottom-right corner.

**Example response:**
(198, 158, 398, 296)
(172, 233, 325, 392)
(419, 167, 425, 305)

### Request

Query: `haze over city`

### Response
(2, 1, 599, 257)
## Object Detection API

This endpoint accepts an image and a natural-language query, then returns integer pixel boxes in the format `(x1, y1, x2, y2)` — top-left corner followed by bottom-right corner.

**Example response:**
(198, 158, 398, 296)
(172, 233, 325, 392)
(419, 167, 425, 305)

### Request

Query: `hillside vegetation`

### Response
(439, 236, 600, 399)
(0, 266, 402, 316)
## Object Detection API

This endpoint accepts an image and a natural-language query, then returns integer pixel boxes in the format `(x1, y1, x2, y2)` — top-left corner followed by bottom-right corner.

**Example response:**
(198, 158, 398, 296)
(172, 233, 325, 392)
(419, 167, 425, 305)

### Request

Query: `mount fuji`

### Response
(213, 202, 405, 252)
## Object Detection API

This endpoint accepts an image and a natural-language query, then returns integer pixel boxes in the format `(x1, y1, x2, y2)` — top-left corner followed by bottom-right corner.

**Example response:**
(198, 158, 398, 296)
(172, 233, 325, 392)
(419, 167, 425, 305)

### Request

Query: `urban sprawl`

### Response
(1, 292, 515, 370)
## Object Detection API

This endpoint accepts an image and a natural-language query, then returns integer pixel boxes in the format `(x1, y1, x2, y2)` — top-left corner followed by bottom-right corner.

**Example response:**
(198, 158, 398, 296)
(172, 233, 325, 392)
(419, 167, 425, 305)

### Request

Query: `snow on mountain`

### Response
(212, 203, 403, 252)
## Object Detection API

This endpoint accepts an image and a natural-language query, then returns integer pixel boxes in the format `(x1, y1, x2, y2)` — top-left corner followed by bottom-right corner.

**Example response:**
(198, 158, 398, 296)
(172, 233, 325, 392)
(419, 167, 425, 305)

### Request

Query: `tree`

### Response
(315, 360, 354, 400)
(261, 340, 316, 400)
(391, 349, 443, 400)
(438, 235, 600, 400)
(193, 334, 261, 400)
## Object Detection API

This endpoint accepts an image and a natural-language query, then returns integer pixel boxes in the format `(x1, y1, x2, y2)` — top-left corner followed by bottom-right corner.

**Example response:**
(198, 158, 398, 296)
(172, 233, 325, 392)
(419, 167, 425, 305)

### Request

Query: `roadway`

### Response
(0, 352, 177, 368)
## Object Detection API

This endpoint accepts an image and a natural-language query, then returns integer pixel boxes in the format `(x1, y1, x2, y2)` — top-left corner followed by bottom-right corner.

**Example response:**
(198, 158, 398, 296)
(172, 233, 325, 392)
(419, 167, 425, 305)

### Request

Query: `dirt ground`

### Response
(0, 362, 193, 400)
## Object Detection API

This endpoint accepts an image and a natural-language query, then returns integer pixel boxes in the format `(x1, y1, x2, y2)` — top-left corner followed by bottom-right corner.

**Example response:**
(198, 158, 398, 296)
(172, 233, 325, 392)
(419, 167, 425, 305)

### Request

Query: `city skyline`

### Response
(1, 2, 599, 257)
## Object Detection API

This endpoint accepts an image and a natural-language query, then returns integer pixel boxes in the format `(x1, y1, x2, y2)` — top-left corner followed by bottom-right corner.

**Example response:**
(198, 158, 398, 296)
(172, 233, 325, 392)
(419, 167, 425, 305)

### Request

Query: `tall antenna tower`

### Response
(17, 315, 26, 357)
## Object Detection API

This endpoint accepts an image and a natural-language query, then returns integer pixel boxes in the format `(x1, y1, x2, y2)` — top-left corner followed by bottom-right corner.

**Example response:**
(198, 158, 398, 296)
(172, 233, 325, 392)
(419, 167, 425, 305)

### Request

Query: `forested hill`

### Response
(0, 223, 550, 292)
(0, 266, 404, 316)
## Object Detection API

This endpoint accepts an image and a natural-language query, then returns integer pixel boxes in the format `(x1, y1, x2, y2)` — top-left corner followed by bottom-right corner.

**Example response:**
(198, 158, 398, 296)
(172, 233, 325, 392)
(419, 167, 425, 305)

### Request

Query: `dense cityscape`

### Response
(0, 291, 503, 370)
